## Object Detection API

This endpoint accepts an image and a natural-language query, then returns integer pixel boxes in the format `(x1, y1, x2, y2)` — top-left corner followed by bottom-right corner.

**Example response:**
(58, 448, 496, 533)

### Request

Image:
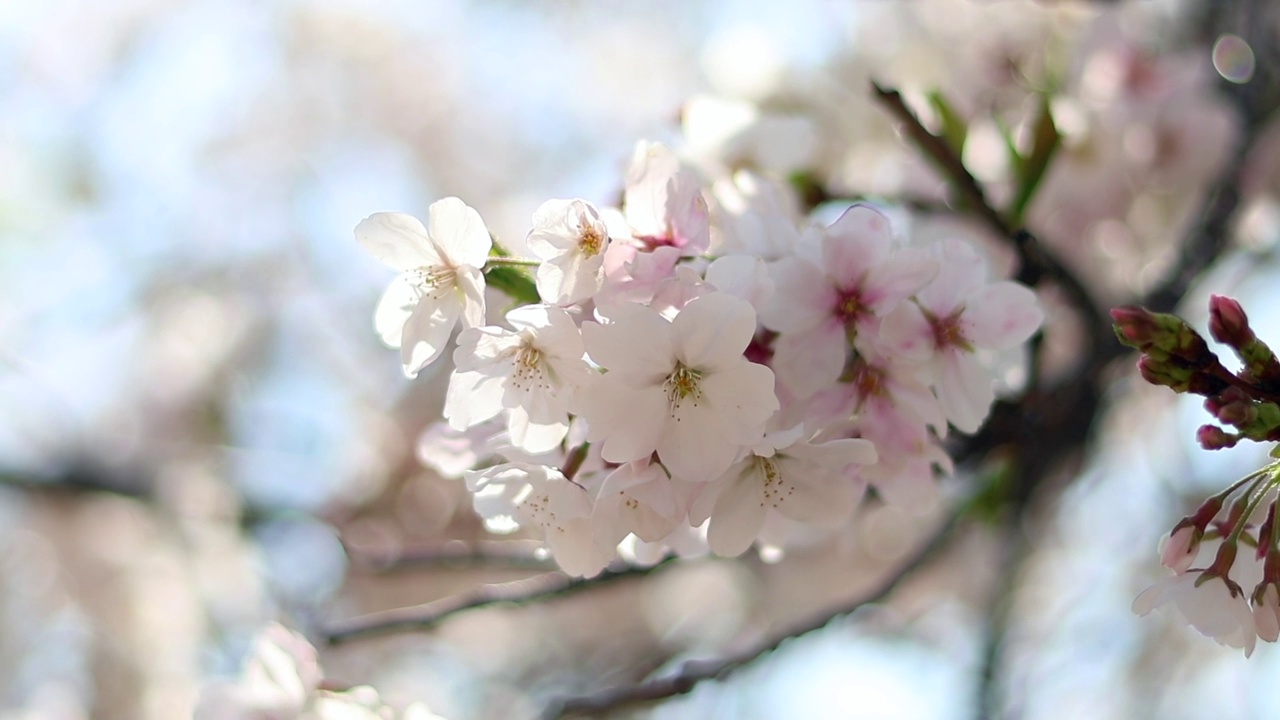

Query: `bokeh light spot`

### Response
(1212, 34, 1255, 84)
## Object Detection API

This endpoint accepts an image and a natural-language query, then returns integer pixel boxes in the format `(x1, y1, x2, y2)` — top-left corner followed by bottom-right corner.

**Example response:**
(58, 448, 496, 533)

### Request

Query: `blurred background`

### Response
(3, 0, 1280, 718)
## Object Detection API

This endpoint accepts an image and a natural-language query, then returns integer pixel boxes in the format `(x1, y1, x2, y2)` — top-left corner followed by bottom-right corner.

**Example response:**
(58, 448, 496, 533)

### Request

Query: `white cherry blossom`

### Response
(698, 427, 876, 557)
(576, 292, 779, 482)
(1133, 570, 1257, 657)
(444, 305, 595, 454)
(526, 198, 611, 305)
(464, 462, 612, 577)
(592, 458, 686, 548)
(356, 198, 492, 377)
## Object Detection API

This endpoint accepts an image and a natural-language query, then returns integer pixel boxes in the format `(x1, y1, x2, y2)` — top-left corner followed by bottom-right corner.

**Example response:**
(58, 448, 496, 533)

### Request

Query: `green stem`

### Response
(484, 257, 541, 268)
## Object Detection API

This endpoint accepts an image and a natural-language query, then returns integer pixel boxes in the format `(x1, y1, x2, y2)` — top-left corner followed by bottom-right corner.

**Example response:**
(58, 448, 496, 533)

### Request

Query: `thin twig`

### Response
(869, 81, 1109, 351)
(325, 557, 678, 645)
(343, 541, 559, 573)
(543, 510, 963, 719)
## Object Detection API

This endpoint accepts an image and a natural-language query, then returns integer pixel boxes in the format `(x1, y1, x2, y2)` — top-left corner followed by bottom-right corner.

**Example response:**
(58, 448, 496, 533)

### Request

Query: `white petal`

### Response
(355, 212, 440, 271)
(699, 360, 778, 445)
(507, 406, 569, 454)
(582, 304, 675, 385)
(427, 197, 492, 268)
(455, 265, 487, 329)
(937, 353, 995, 433)
(657, 399, 742, 481)
(917, 238, 987, 314)
(708, 470, 767, 556)
(672, 293, 758, 371)
(399, 299, 459, 377)
(771, 321, 846, 399)
(862, 247, 938, 313)
(372, 274, 419, 347)
(444, 369, 505, 430)
(578, 378, 667, 464)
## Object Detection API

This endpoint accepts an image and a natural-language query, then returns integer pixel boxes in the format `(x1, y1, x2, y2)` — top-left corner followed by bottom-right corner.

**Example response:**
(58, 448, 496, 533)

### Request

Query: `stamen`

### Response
(663, 363, 704, 416)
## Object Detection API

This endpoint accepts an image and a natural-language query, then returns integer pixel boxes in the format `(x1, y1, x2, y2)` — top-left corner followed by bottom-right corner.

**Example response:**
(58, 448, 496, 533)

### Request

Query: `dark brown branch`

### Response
(325, 557, 678, 645)
(869, 81, 1110, 352)
(343, 541, 559, 573)
(543, 510, 963, 719)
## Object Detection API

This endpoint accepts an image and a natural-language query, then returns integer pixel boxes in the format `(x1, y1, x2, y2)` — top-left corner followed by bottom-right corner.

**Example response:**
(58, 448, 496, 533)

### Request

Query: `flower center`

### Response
(755, 456, 791, 507)
(836, 289, 863, 322)
(929, 309, 973, 352)
(511, 342, 547, 391)
(407, 265, 457, 301)
(663, 363, 703, 413)
(577, 214, 605, 257)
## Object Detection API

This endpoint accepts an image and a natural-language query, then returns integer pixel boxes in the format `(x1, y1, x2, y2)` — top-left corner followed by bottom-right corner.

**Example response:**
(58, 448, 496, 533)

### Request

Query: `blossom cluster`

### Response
(1133, 463, 1280, 657)
(357, 141, 1044, 576)
(1120, 296, 1280, 654)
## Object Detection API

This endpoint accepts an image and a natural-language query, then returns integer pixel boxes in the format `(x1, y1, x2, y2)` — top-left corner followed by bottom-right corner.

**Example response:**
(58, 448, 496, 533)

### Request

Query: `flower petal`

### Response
(963, 282, 1043, 350)
(582, 304, 675, 385)
(427, 197, 492, 268)
(355, 212, 440, 271)
(707, 471, 767, 556)
(672, 293, 758, 371)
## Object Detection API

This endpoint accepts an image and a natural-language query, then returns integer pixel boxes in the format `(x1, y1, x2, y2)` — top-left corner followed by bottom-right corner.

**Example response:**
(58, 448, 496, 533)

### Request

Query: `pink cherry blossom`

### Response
(761, 204, 937, 398)
(1133, 570, 1257, 656)
(878, 238, 1042, 432)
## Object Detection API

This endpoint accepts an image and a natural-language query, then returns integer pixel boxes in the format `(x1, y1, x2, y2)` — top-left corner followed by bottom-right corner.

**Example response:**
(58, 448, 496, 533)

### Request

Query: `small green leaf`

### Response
(927, 91, 968, 154)
(483, 265, 540, 307)
(1009, 95, 1061, 225)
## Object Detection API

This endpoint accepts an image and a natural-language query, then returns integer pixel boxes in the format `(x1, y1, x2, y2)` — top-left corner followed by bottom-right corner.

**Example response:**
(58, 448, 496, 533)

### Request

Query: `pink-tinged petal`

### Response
(821, 204, 893, 285)
(862, 247, 938, 313)
(455, 265, 487, 329)
(399, 299, 459, 377)
(1131, 577, 1176, 616)
(373, 274, 419, 347)
(546, 517, 610, 577)
(937, 352, 995, 433)
(771, 321, 846, 399)
(917, 238, 987, 314)
(427, 197, 492, 268)
(707, 470, 767, 556)
(963, 282, 1043, 350)
(658, 399, 742, 481)
(582, 304, 675, 385)
(790, 437, 877, 469)
(444, 369, 505, 430)
(877, 301, 935, 363)
(705, 254, 775, 311)
(699, 360, 779, 445)
(579, 379, 667, 463)
(672, 293, 757, 370)
(355, 212, 441, 271)
(760, 257, 833, 333)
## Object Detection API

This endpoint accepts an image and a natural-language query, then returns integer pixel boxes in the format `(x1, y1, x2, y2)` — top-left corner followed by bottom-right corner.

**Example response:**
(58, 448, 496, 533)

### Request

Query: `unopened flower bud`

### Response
(1112, 306, 1162, 351)
(1209, 295, 1254, 348)
(1198, 424, 1240, 450)
(1161, 524, 1201, 573)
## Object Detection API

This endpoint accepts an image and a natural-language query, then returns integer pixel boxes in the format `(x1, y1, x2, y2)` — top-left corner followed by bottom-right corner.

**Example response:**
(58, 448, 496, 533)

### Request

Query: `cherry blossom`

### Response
(698, 427, 876, 557)
(526, 198, 612, 305)
(356, 198, 492, 377)
(879, 238, 1043, 432)
(1133, 571, 1257, 656)
(591, 458, 687, 548)
(623, 141, 711, 256)
(443, 304, 595, 454)
(464, 462, 612, 577)
(761, 204, 937, 398)
(576, 292, 779, 482)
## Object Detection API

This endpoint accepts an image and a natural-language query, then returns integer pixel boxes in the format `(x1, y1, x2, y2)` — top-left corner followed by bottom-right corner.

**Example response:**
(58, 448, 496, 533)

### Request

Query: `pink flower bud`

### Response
(1198, 424, 1239, 450)
(1209, 295, 1254, 347)
(1111, 306, 1161, 350)
(1161, 525, 1199, 573)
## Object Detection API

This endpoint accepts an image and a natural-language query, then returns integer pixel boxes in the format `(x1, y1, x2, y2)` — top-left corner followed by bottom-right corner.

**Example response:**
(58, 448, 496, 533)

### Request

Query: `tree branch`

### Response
(324, 557, 678, 645)
(542, 509, 963, 719)
(869, 81, 1110, 352)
